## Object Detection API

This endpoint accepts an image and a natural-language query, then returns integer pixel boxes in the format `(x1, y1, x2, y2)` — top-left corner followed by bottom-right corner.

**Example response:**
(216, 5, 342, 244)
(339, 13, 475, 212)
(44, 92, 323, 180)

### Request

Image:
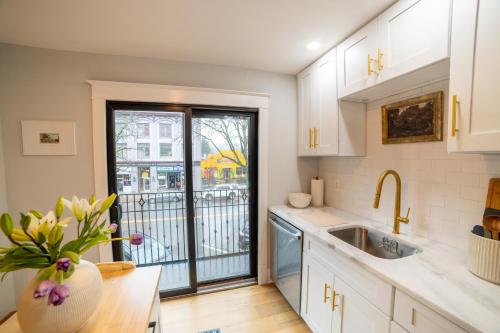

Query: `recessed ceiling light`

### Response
(307, 41, 320, 50)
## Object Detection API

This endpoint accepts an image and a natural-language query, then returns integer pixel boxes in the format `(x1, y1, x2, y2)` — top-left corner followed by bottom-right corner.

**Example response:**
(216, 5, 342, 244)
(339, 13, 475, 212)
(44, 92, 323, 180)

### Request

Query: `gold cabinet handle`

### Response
(368, 54, 374, 76)
(323, 283, 331, 303)
(377, 49, 384, 71)
(451, 95, 459, 137)
(331, 289, 340, 311)
(309, 128, 313, 148)
(313, 128, 318, 148)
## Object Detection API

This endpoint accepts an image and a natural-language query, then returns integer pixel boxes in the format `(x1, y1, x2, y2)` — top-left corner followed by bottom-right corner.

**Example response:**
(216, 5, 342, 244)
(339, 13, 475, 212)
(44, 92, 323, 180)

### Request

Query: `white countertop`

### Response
(270, 205, 500, 333)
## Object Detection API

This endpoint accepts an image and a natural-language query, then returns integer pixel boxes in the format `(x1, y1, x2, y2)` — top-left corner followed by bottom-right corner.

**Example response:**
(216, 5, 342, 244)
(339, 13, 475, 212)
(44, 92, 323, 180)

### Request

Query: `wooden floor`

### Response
(161, 284, 312, 333)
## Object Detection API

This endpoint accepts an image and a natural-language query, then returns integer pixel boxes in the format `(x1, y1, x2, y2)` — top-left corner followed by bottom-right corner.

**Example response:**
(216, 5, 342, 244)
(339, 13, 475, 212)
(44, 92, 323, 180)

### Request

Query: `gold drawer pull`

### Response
(323, 283, 331, 303)
(313, 128, 318, 148)
(451, 95, 459, 137)
(309, 128, 313, 148)
(332, 289, 340, 311)
(377, 49, 384, 71)
(368, 54, 374, 75)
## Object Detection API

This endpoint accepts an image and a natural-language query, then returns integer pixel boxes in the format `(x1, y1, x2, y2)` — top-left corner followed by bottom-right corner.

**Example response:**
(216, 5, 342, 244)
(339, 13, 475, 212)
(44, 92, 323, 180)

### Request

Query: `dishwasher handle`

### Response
(270, 218, 301, 240)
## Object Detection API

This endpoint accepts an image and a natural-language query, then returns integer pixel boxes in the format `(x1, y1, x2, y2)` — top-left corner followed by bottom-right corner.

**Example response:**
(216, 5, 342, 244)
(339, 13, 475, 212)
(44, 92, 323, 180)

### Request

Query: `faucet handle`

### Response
(400, 208, 411, 224)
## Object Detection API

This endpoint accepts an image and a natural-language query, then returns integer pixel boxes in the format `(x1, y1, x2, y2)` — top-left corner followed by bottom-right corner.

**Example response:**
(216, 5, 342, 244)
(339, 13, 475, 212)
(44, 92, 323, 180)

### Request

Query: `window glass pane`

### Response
(137, 143, 150, 159)
(160, 143, 172, 158)
(159, 123, 172, 138)
(137, 123, 150, 138)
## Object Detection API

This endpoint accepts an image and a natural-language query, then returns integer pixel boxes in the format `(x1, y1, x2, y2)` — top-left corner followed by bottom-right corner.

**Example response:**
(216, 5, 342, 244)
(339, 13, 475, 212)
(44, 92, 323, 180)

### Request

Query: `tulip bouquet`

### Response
(0, 194, 143, 306)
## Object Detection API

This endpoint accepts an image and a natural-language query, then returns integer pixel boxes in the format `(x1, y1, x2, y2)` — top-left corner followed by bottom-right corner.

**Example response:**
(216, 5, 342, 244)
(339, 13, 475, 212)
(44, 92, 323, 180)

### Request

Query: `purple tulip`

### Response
(33, 280, 56, 299)
(56, 258, 71, 272)
(48, 284, 69, 306)
(130, 233, 143, 245)
(108, 223, 118, 233)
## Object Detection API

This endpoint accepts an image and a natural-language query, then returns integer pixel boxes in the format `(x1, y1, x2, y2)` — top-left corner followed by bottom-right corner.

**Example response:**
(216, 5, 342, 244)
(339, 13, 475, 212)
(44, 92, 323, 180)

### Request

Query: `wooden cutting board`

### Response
(484, 179, 500, 240)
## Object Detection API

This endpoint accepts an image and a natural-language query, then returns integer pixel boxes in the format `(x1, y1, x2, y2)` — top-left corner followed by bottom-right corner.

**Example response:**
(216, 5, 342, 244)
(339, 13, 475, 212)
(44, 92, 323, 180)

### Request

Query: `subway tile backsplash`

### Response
(319, 81, 500, 250)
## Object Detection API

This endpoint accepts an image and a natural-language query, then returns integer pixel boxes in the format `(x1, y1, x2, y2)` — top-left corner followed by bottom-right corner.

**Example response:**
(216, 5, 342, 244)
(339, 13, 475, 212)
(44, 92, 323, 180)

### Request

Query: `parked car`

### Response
(148, 191, 182, 205)
(123, 234, 172, 264)
(239, 225, 250, 251)
(202, 184, 239, 201)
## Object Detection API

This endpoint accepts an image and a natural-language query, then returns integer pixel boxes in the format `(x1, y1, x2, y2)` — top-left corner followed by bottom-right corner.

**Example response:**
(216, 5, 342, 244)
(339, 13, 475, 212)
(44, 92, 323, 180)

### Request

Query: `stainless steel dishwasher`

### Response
(269, 213, 303, 314)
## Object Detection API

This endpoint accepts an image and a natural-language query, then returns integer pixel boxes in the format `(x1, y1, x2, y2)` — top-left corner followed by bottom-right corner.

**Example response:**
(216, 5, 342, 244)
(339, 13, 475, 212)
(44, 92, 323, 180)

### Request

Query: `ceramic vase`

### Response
(17, 260, 103, 333)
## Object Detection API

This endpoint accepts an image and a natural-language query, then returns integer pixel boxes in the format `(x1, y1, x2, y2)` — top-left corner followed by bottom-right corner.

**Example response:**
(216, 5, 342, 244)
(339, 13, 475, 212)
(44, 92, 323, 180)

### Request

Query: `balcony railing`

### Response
(118, 189, 250, 267)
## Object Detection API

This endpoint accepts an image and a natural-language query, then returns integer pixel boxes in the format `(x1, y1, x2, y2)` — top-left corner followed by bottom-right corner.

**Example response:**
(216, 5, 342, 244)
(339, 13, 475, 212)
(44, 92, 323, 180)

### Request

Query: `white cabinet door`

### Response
(297, 65, 316, 156)
(393, 290, 468, 333)
(337, 19, 378, 98)
(377, 0, 451, 82)
(448, 0, 500, 153)
(301, 253, 334, 333)
(315, 49, 339, 155)
(390, 321, 408, 333)
(332, 276, 390, 333)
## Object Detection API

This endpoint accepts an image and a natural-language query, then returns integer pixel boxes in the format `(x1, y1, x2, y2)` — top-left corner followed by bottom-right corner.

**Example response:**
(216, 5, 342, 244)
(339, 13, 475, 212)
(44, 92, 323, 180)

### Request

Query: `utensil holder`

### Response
(468, 232, 500, 284)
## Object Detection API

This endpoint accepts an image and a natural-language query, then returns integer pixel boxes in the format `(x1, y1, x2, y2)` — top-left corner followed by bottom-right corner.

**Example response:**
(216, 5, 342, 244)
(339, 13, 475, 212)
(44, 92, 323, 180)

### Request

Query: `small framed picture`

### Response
(381, 91, 443, 144)
(21, 121, 76, 155)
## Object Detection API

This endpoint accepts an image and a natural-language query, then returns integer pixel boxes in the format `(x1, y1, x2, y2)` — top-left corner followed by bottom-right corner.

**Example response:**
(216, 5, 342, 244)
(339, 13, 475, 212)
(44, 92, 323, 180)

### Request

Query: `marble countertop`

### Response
(270, 205, 500, 333)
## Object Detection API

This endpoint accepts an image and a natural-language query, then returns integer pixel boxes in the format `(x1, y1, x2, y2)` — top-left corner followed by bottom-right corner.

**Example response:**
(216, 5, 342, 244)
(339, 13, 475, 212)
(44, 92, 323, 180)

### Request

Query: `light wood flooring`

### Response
(160, 284, 312, 333)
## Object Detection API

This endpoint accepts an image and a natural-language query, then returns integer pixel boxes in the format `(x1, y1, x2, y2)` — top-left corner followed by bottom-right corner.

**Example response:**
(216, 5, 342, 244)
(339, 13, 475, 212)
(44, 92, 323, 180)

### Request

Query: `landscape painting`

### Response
(381, 91, 443, 144)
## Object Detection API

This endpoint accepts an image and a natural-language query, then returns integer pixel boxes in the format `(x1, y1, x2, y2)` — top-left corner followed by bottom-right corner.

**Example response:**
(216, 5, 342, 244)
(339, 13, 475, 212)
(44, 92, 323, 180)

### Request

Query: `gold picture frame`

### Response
(381, 91, 443, 144)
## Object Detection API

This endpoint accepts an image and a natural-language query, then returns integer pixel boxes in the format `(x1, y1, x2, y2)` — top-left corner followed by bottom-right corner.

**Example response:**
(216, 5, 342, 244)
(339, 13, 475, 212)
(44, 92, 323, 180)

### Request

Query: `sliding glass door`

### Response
(106, 102, 257, 297)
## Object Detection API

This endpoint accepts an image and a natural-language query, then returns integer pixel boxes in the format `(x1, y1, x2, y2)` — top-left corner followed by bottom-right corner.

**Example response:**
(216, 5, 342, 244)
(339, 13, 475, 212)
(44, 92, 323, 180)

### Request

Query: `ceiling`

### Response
(0, 0, 394, 74)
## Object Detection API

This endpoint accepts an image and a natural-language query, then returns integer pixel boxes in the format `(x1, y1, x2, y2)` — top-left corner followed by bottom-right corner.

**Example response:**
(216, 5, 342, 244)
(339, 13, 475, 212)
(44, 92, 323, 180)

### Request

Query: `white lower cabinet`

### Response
(333, 276, 390, 333)
(301, 253, 335, 333)
(300, 234, 469, 333)
(393, 290, 467, 333)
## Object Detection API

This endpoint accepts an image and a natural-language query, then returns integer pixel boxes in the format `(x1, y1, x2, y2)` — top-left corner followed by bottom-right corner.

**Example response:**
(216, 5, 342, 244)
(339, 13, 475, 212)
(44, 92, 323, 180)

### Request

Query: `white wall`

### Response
(0, 119, 16, 318)
(319, 80, 500, 250)
(0, 43, 317, 298)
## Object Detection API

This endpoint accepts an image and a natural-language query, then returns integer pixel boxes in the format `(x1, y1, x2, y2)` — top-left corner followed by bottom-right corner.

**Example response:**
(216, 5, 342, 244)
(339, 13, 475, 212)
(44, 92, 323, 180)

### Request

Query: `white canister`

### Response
(311, 178, 324, 207)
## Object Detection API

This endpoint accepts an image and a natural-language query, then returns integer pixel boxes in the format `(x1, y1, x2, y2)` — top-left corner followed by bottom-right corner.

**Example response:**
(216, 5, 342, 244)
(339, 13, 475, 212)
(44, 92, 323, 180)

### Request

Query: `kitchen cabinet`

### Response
(298, 49, 366, 157)
(298, 232, 471, 333)
(301, 253, 335, 333)
(333, 276, 390, 333)
(377, 0, 451, 83)
(336, 0, 451, 101)
(337, 20, 378, 98)
(302, 235, 391, 333)
(393, 290, 468, 333)
(447, 0, 500, 153)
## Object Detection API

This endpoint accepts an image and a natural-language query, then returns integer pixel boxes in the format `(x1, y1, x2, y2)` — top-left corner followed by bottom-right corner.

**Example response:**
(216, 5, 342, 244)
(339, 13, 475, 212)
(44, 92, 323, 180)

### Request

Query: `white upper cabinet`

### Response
(448, 0, 500, 153)
(298, 49, 366, 157)
(337, 20, 378, 98)
(377, 0, 451, 82)
(336, 0, 451, 101)
(315, 50, 340, 156)
(298, 66, 316, 156)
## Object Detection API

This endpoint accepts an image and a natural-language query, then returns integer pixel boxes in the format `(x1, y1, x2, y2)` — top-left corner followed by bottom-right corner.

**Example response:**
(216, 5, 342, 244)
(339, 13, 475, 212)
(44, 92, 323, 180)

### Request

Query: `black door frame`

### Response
(106, 101, 258, 298)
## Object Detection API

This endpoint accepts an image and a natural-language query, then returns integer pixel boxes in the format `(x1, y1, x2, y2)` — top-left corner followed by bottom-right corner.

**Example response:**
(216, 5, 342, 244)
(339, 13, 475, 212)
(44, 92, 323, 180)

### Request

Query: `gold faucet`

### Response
(373, 170, 410, 234)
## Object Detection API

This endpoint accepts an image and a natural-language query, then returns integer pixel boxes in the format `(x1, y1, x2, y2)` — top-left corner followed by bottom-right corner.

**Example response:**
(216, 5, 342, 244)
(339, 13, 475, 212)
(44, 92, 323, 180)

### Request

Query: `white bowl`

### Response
(288, 193, 312, 209)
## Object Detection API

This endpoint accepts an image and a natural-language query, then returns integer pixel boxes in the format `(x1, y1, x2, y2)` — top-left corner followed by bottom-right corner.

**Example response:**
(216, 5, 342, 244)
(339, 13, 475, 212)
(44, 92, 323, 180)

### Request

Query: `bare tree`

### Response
(194, 117, 248, 168)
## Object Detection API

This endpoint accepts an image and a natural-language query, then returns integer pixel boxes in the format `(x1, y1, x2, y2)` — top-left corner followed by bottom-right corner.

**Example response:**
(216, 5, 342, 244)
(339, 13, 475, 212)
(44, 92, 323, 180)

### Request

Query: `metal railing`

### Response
(118, 189, 250, 267)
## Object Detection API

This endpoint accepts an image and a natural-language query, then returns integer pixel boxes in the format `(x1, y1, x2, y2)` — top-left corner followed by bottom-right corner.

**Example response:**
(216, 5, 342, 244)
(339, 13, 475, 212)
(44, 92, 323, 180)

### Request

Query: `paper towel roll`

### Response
(311, 178, 324, 207)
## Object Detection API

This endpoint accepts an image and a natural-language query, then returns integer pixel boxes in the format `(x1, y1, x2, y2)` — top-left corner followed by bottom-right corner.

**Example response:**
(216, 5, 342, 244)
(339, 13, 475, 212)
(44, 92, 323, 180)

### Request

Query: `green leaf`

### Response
(37, 266, 55, 282)
(38, 233, 46, 244)
(0, 214, 13, 237)
(63, 264, 75, 279)
(61, 251, 80, 264)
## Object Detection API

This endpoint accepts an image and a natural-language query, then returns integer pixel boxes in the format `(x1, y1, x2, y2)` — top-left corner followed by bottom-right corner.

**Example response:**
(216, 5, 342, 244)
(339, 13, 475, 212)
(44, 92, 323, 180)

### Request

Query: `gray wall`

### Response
(0, 43, 317, 300)
(0, 118, 16, 318)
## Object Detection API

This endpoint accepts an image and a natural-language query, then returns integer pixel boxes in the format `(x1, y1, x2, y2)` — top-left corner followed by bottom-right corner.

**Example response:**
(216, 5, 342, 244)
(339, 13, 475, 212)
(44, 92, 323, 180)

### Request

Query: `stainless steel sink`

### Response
(328, 226, 421, 259)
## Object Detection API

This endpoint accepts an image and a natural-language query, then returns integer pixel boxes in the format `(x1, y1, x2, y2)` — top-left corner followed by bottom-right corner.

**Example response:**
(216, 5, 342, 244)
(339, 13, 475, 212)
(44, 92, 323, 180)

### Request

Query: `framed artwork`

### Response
(381, 91, 443, 144)
(21, 121, 76, 155)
